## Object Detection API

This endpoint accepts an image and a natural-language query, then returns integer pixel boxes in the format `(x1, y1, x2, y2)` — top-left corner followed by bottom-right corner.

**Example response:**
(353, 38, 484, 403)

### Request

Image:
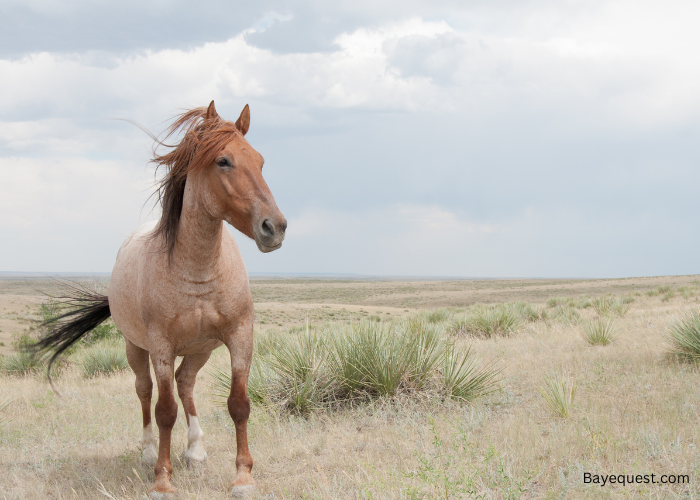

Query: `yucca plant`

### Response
(454, 306, 521, 337)
(550, 305, 581, 325)
(265, 332, 334, 414)
(420, 308, 452, 324)
(512, 302, 547, 322)
(442, 345, 500, 401)
(593, 296, 632, 316)
(81, 346, 128, 378)
(581, 319, 616, 346)
(1, 351, 43, 376)
(403, 319, 445, 389)
(209, 360, 274, 406)
(666, 311, 700, 361)
(539, 373, 576, 418)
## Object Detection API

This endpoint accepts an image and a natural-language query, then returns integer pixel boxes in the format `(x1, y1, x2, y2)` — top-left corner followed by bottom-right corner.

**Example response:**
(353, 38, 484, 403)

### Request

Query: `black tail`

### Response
(28, 281, 111, 381)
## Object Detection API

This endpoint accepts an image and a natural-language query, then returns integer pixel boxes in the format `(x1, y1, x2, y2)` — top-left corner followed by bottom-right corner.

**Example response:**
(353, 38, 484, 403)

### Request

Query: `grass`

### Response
(0, 351, 43, 376)
(452, 304, 523, 337)
(209, 319, 500, 415)
(580, 318, 616, 346)
(0, 397, 10, 426)
(81, 345, 129, 378)
(666, 310, 700, 361)
(3, 276, 700, 499)
(592, 295, 633, 316)
(539, 372, 576, 419)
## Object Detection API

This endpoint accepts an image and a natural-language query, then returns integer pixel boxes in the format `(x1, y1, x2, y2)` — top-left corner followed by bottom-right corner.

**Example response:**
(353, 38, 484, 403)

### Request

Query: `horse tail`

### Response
(28, 282, 112, 384)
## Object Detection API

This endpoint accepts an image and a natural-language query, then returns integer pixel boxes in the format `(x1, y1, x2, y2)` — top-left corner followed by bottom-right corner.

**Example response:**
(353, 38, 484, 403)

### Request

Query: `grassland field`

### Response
(1, 275, 700, 499)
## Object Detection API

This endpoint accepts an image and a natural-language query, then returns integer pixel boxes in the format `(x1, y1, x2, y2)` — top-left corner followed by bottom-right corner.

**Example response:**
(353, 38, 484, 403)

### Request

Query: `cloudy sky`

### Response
(1, 0, 698, 277)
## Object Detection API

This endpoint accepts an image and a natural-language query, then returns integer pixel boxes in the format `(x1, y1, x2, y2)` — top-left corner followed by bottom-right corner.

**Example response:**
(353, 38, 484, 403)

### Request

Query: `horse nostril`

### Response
(261, 219, 274, 238)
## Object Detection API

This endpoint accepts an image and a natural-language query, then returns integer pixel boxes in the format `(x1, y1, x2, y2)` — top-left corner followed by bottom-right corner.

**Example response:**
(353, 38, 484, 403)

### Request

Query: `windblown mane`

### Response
(151, 107, 239, 260)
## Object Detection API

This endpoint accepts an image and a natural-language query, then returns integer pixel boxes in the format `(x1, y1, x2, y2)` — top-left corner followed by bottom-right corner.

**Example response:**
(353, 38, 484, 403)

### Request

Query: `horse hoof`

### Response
(148, 491, 176, 500)
(185, 456, 206, 472)
(230, 484, 255, 499)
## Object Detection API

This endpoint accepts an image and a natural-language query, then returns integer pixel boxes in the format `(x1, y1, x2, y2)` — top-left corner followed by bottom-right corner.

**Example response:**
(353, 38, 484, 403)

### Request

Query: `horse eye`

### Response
(217, 158, 230, 168)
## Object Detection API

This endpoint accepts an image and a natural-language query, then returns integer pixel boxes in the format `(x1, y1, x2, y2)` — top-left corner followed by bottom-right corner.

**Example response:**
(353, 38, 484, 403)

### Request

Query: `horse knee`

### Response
(227, 390, 250, 424)
(136, 378, 153, 399)
(155, 397, 178, 428)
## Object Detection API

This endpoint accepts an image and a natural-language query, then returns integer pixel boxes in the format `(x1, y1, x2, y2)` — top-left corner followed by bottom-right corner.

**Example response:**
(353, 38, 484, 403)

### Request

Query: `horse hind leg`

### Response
(125, 339, 158, 466)
(175, 352, 212, 467)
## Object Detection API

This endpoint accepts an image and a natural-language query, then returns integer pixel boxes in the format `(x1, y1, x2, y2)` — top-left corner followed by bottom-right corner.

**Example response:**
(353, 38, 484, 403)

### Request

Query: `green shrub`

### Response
(592, 296, 632, 316)
(550, 305, 581, 325)
(546, 297, 575, 308)
(581, 319, 616, 346)
(539, 373, 576, 419)
(661, 290, 676, 302)
(442, 344, 500, 401)
(666, 311, 700, 361)
(452, 306, 521, 337)
(1, 351, 42, 376)
(266, 332, 333, 414)
(81, 346, 128, 378)
(209, 318, 500, 415)
(420, 308, 452, 324)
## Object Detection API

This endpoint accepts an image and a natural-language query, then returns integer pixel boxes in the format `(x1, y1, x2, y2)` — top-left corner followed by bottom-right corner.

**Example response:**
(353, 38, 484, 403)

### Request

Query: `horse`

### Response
(30, 101, 286, 498)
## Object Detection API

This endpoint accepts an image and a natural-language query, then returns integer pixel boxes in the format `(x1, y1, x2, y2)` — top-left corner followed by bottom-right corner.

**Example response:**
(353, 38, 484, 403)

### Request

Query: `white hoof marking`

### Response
(148, 491, 176, 500)
(230, 484, 255, 499)
(141, 423, 158, 466)
(184, 414, 207, 464)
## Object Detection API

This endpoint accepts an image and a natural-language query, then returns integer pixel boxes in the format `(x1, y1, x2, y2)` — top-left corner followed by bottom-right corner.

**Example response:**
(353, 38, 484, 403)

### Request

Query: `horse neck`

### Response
(170, 176, 223, 278)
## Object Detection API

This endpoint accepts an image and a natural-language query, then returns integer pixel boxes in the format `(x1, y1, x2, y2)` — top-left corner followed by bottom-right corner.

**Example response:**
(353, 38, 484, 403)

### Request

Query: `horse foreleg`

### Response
(150, 353, 178, 499)
(226, 339, 255, 497)
(125, 340, 157, 466)
(175, 352, 211, 467)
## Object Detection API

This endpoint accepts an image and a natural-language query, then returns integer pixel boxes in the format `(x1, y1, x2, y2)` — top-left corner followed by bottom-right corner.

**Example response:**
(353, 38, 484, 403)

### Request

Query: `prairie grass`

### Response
(0, 350, 43, 376)
(580, 318, 616, 346)
(81, 344, 129, 378)
(539, 372, 576, 419)
(3, 279, 700, 499)
(549, 304, 581, 324)
(666, 310, 700, 361)
(592, 295, 633, 316)
(0, 397, 10, 426)
(209, 319, 499, 414)
(452, 304, 522, 337)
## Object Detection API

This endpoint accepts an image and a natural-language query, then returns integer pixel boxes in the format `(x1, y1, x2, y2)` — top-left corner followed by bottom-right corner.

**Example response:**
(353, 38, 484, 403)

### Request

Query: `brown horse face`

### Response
(202, 105, 287, 252)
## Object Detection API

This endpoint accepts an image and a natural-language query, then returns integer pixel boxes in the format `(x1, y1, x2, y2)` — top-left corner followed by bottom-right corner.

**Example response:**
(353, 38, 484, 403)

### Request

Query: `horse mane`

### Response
(151, 107, 240, 260)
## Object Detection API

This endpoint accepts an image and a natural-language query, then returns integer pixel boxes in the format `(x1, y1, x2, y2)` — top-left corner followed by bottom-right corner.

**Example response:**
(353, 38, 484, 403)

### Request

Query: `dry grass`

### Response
(0, 279, 699, 499)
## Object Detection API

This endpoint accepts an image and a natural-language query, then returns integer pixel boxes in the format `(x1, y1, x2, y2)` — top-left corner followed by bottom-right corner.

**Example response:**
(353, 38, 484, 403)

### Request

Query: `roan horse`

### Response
(31, 101, 286, 498)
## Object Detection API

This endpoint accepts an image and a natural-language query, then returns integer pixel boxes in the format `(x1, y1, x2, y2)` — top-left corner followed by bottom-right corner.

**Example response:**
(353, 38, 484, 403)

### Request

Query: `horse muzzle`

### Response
(253, 216, 287, 253)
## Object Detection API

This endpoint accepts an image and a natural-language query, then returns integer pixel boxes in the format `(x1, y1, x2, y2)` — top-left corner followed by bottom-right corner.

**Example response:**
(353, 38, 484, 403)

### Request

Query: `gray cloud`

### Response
(0, 0, 269, 58)
(384, 33, 468, 83)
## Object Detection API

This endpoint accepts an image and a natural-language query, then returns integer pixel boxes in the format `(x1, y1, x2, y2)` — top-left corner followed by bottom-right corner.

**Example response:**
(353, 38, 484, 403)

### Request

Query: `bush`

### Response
(452, 305, 521, 337)
(539, 373, 576, 419)
(209, 319, 500, 415)
(1, 351, 43, 376)
(666, 311, 700, 361)
(442, 344, 500, 401)
(581, 319, 616, 346)
(81, 346, 128, 378)
(550, 305, 581, 325)
(592, 296, 632, 316)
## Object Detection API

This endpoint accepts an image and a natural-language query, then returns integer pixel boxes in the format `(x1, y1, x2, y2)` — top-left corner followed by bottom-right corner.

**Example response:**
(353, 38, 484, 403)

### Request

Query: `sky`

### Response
(1, 0, 699, 277)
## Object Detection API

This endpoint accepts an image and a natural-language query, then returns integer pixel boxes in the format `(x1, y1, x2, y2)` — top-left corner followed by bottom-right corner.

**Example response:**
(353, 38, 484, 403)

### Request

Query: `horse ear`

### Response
(235, 104, 250, 135)
(206, 101, 219, 120)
